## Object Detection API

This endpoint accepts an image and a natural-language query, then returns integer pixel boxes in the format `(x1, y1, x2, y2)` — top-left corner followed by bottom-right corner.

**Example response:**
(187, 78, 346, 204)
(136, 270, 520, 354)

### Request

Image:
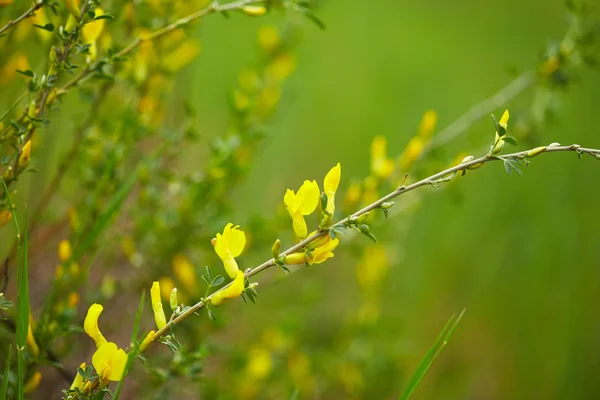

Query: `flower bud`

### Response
(271, 239, 281, 259)
(548, 142, 561, 148)
(380, 201, 394, 209)
(491, 134, 504, 155)
(526, 146, 547, 158)
(27, 101, 36, 119)
(139, 330, 155, 352)
(461, 155, 474, 164)
(284, 252, 306, 265)
(46, 88, 58, 107)
(58, 239, 72, 262)
(242, 5, 268, 16)
(466, 162, 484, 170)
(359, 224, 370, 234)
(356, 212, 370, 224)
(169, 288, 178, 311)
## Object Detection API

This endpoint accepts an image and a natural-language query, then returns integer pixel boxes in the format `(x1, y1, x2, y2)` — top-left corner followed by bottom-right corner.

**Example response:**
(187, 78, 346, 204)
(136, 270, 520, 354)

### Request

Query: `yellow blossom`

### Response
(211, 270, 245, 306)
(172, 254, 198, 295)
(58, 239, 72, 262)
(84, 304, 108, 348)
(284, 180, 320, 239)
(258, 25, 280, 52)
(139, 330, 155, 352)
(161, 39, 201, 73)
(322, 163, 341, 223)
(256, 85, 281, 116)
(159, 276, 176, 300)
(70, 362, 86, 391)
(68, 292, 80, 308)
(0, 53, 29, 85)
(356, 244, 389, 289)
(81, 8, 105, 62)
(213, 223, 246, 279)
(370, 136, 395, 179)
(398, 137, 425, 171)
(151, 281, 167, 330)
(92, 342, 127, 383)
(417, 110, 438, 139)
(246, 346, 272, 379)
(26, 320, 39, 357)
(18, 140, 31, 169)
(0, 210, 11, 227)
(499, 109, 510, 130)
(266, 52, 297, 81)
(23, 371, 42, 394)
(343, 182, 362, 209)
(242, 5, 267, 16)
(63, 0, 81, 18)
(308, 237, 339, 265)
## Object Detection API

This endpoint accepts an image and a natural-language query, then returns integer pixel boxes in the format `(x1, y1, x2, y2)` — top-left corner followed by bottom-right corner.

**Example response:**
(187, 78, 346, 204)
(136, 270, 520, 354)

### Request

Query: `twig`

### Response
(424, 71, 537, 154)
(150, 143, 600, 341)
(0, 1, 44, 38)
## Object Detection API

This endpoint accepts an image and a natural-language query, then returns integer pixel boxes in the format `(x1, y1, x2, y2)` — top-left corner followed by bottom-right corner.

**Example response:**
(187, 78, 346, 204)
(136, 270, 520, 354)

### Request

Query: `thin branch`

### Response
(0, 1, 44, 37)
(424, 71, 537, 154)
(0, 91, 27, 123)
(150, 143, 600, 341)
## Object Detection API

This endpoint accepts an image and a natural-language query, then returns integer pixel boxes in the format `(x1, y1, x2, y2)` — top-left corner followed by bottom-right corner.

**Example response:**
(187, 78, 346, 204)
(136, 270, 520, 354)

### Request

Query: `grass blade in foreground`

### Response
(399, 308, 466, 400)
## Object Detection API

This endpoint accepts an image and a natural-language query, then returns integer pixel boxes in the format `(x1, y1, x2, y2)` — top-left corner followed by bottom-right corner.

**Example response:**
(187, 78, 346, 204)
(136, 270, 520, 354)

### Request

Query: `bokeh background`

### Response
(1, 0, 600, 398)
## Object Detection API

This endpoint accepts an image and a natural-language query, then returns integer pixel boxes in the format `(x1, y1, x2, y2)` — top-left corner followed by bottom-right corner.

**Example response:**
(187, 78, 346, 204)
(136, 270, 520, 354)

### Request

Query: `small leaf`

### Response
(211, 275, 225, 287)
(504, 159, 512, 176)
(94, 14, 114, 20)
(33, 23, 54, 32)
(15, 70, 34, 78)
(503, 136, 518, 146)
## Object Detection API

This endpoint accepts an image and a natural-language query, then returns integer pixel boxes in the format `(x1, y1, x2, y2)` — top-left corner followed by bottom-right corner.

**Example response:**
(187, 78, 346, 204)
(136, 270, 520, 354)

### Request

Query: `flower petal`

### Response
(324, 163, 341, 194)
(92, 342, 117, 378)
(151, 282, 167, 330)
(297, 180, 320, 215)
(292, 211, 308, 239)
(108, 348, 128, 381)
(84, 304, 107, 348)
(227, 226, 246, 257)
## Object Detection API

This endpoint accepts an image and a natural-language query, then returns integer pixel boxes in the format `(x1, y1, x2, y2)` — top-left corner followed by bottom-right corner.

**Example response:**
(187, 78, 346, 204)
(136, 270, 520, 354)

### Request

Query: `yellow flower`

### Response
(308, 237, 339, 265)
(499, 109, 510, 129)
(26, 320, 39, 357)
(84, 304, 108, 348)
(242, 5, 267, 16)
(159, 276, 176, 300)
(398, 137, 425, 171)
(322, 163, 341, 223)
(58, 239, 72, 262)
(161, 39, 201, 73)
(258, 25, 280, 52)
(0, 210, 12, 227)
(70, 362, 86, 391)
(81, 8, 105, 61)
(151, 281, 167, 330)
(211, 270, 245, 306)
(18, 140, 31, 169)
(172, 254, 198, 295)
(266, 52, 297, 81)
(246, 346, 272, 379)
(92, 342, 127, 383)
(23, 371, 42, 394)
(356, 244, 389, 289)
(370, 136, 395, 179)
(213, 223, 246, 279)
(284, 180, 320, 239)
(286, 236, 340, 265)
(417, 110, 438, 139)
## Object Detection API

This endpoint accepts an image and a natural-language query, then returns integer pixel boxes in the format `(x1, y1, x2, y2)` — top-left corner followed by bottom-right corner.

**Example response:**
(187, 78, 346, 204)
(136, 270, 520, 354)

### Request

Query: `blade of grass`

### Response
(399, 308, 466, 400)
(73, 171, 138, 260)
(113, 291, 145, 400)
(0, 344, 12, 400)
(1, 179, 28, 400)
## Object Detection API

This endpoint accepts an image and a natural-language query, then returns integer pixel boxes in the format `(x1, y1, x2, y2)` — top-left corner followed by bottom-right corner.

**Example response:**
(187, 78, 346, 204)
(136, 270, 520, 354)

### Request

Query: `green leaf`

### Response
(15, 70, 34, 78)
(504, 159, 512, 175)
(212, 275, 225, 286)
(74, 172, 138, 259)
(33, 23, 54, 32)
(503, 136, 518, 146)
(504, 158, 522, 176)
(94, 14, 115, 20)
(399, 309, 466, 400)
(0, 344, 12, 400)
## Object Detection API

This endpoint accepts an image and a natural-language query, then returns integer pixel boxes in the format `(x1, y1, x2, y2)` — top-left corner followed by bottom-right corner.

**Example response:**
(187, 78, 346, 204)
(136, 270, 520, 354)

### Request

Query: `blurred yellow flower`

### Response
(159, 276, 176, 300)
(246, 346, 272, 379)
(172, 254, 198, 295)
(417, 109, 438, 139)
(284, 180, 320, 239)
(81, 8, 106, 61)
(58, 239, 72, 262)
(398, 137, 425, 171)
(151, 281, 167, 329)
(258, 25, 280, 52)
(322, 163, 341, 223)
(92, 342, 127, 383)
(0, 210, 11, 227)
(23, 371, 42, 394)
(84, 304, 108, 348)
(161, 39, 201, 73)
(18, 140, 31, 169)
(356, 244, 389, 289)
(266, 52, 297, 81)
(211, 270, 245, 306)
(370, 136, 395, 179)
(213, 223, 246, 279)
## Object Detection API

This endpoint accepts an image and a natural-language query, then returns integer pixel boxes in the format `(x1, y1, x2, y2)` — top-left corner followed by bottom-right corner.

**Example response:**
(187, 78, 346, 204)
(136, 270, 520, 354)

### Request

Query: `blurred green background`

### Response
(2, 0, 600, 398)
(187, 0, 600, 398)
